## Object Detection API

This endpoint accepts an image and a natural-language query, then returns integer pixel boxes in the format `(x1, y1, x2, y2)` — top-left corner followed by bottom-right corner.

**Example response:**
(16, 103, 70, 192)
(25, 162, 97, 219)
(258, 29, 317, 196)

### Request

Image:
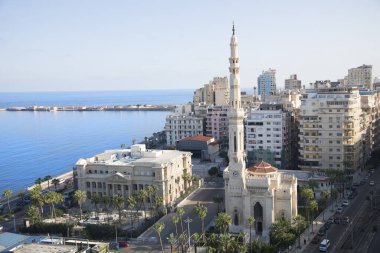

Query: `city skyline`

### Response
(0, 0, 379, 92)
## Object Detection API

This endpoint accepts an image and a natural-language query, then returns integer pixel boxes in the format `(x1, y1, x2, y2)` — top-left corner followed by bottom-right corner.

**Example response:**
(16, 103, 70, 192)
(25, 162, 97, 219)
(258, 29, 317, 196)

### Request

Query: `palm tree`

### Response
(321, 190, 331, 221)
(44, 175, 52, 190)
(219, 233, 233, 253)
(292, 215, 306, 249)
(45, 191, 63, 219)
(172, 215, 180, 236)
(125, 195, 137, 238)
(215, 212, 232, 234)
(176, 207, 185, 233)
(52, 178, 60, 191)
(194, 204, 207, 243)
(29, 185, 44, 215)
(213, 195, 224, 214)
(247, 216, 255, 253)
(167, 233, 177, 253)
(113, 194, 124, 224)
(101, 195, 112, 224)
(26, 205, 40, 224)
(35, 177, 43, 186)
(74, 190, 87, 220)
(153, 196, 164, 220)
(153, 222, 165, 253)
(182, 172, 192, 192)
(192, 232, 201, 253)
(237, 231, 248, 253)
(2, 189, 12, 213)
(138, 189, 148, 220)
(300, 186, 314, 238)
(309, 200, 318, 233)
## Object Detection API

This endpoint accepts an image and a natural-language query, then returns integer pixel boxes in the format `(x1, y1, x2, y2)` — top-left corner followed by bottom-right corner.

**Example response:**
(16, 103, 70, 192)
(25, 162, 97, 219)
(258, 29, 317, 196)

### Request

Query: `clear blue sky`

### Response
(0, 0, 379, 92)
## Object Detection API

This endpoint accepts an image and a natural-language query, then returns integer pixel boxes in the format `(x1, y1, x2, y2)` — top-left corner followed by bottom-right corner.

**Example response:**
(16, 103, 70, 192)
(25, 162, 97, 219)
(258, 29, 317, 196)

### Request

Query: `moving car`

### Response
(342, 200, 349, 206)
(319, 239, 330, 252)
(369, 180, 375, 186)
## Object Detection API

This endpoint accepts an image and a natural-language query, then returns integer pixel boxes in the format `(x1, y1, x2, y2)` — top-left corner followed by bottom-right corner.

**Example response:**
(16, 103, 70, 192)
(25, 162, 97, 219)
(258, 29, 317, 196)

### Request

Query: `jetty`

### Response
(2, 104, 175, 112)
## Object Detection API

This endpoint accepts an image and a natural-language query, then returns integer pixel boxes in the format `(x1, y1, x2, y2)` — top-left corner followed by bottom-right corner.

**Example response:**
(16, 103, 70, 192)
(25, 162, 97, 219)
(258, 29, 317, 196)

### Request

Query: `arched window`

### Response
(234, 209, 239, 226)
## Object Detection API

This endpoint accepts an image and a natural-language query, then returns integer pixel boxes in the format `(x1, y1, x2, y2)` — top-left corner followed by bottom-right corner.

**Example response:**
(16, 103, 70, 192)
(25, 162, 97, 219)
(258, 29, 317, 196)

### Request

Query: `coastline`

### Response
(2, 104, 175, 112)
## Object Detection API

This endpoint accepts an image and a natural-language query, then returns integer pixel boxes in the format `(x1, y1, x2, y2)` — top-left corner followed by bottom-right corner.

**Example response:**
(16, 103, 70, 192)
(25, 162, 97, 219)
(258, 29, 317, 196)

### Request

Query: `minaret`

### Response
(227, 24, 246, 181)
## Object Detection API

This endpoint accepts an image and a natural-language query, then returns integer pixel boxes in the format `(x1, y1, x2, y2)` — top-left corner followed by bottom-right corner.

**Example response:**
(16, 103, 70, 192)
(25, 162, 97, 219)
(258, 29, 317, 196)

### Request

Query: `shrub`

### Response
(19, 222, 73, 236)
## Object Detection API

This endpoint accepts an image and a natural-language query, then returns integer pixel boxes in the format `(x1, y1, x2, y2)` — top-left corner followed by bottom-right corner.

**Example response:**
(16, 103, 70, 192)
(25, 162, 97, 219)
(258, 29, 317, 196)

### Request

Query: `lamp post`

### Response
(184, 217, 192, 252)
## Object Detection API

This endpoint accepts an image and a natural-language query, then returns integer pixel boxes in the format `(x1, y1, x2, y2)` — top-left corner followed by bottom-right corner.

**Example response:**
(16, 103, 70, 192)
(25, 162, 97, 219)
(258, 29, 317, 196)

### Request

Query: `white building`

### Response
(76, 144, 192, 207)
(223, 26, 297, 239)
(285, 74, 302, 91)
(347, 64, 373, 90)
(193, 77, 229, 106)
(299, 82, 363, 171)
(246, 104, 291, 169)
(165, 114, 204, 146)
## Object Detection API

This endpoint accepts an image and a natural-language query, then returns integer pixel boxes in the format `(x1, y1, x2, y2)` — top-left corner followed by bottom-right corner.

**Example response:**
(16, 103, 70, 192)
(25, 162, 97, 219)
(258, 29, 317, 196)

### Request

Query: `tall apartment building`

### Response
(193, 77, 229, 106)
(205, 106, 229, 149)
(246, 104, 291, 169)
(299, 82, 363, 172)
(165, 114, 204, 146)
(257, 69, 276, 97)
(75, 144, 192, 207)
(347, 64, 373, 90)
(285, 74, 302, 91)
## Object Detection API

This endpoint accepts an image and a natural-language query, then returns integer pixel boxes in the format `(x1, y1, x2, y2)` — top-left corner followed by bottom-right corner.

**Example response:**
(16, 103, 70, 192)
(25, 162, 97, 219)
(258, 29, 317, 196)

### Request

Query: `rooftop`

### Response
(180, 136, 214, 142)
(10, 243, 77, 253)
(248, 161, 278, 174)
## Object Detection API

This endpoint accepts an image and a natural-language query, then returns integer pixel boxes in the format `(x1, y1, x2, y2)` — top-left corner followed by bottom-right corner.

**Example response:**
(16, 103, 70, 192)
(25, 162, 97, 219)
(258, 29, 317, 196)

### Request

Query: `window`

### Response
(86, 182, 90, 188)
(133, 184, 137, 190)
(92, 182, 96, 188)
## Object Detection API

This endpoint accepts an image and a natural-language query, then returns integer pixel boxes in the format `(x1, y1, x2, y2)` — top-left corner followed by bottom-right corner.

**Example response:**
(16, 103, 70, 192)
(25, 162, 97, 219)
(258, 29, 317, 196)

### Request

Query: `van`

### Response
(319, 239, 330, 252)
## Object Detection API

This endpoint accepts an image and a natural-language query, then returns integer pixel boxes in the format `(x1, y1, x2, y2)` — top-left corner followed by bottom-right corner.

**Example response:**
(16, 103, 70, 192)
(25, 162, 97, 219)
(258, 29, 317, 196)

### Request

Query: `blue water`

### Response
(0, 90, 193, 193)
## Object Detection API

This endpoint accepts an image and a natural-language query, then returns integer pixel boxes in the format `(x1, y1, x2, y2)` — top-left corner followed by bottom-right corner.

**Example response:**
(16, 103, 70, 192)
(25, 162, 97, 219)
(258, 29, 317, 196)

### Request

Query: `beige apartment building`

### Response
(193, 77, 229, 106)
(75, 144, 192, 207)
(299, 82, 363, 172)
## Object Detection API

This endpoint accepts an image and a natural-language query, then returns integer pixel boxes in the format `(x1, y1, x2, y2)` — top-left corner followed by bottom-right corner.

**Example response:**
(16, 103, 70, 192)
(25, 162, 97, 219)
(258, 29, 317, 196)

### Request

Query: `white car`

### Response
(342, 200, 349, 206)
(369, 180, 375, 186)
(0, 225, 3, 232)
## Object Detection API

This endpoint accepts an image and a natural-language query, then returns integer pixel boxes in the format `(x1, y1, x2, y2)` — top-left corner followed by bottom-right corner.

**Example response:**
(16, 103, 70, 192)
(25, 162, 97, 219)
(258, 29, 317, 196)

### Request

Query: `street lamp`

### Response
(184, 217, 192, 252)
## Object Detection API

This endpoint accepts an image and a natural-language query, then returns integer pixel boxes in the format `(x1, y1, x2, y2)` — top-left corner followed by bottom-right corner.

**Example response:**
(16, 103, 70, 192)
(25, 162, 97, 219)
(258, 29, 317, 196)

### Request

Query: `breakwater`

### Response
(2, 104, 175, 112)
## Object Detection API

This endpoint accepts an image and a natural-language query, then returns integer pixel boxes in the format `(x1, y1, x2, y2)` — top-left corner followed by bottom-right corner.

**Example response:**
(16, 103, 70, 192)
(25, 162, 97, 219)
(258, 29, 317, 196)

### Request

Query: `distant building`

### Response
(176, 136, 219, 161)
(246, 104, 291, 169)
(165, 114, 204, 146)
(205, 105, 229, 148)
(257, 69, 276, 96)
(285, 74, 301, 91)
(347, 64, 373, 90)
(193, 77, 229, 106)
(76, 144, 192, 207)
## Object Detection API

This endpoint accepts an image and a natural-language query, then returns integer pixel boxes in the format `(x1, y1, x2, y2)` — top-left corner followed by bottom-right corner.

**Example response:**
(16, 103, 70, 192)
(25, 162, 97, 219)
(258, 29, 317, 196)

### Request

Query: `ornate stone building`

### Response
(223, 26, 298, 238)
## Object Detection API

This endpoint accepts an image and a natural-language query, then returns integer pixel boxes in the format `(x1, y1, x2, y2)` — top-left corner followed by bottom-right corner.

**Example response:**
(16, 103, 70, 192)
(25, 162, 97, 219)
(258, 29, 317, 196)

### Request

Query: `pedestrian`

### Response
(304, 238, 306, 245)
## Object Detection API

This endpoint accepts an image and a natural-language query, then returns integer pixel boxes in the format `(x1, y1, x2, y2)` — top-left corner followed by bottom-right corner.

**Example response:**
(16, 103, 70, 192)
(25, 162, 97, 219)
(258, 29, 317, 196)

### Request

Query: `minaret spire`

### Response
(232, 22, 235, 35)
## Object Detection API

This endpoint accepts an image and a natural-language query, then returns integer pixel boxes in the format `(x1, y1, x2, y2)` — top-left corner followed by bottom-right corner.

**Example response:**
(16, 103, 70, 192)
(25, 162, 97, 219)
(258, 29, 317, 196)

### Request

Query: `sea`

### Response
(0, 90, 193, 193)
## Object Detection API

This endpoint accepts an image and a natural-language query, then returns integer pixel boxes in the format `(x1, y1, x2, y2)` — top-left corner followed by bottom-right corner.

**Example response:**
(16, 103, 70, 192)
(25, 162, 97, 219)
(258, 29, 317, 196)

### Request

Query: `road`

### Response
(305, 169, 380, 253)
(138, 177, 224, 244)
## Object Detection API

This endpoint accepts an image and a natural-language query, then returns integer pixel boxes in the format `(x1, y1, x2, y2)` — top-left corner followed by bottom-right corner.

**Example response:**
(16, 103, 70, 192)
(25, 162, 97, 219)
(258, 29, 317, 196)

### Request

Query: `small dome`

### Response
(247, 161, 278, 174)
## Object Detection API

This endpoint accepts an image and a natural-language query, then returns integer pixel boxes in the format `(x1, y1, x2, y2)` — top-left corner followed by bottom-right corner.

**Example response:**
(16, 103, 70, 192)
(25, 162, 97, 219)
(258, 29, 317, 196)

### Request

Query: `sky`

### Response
(0, 0, 379, 92)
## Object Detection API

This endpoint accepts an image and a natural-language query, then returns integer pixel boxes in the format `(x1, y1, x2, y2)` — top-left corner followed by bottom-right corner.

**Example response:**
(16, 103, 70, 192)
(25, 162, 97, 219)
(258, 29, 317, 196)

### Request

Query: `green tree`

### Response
(177, 207, 185, 233)
(194, 203, 207, 243)
(269, 217, 296, 251)
(208, 167, 219, 176)
(292, 215, 306, 249)
(172, 215, 180, 236)
(213, 195, 224, 214)
(91, 195, 102, 219)
(44, 175, 52, 190)
(2, 189, 13, 213)
(74, 190, 87, 220)
(35, 177, 43, 186)
(152, 196, 164, 220)
(321, 191, 331, 221)
(101, 195, 112, 224)
(44, 191, 64, 219)
(29, 185, 44, 215)
(220, 233, 234, 253)
(113, 194, 124, 224)
(309, 200, 318, 233)
(125, 195, 137, 237)
(215, 212, 232, 234)
(300, 186, 314, 234)
(26, 205, 40, 224)
(167, 233, 177, 253)
(247, 216, 255, 253)
(192, 232, 201, 253)
(153, 222, 165, 253)
(182, 172, 192, 192)
(138, 189, 148, 220)
(52, 178, 60, 191)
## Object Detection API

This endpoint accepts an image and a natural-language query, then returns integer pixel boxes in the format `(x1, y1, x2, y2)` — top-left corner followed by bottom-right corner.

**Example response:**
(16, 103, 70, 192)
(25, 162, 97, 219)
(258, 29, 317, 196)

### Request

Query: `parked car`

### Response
(0, 225, 3, 232)
(369, 180, 375, 186)
(353, 182, 360, 187)
(342, 216, 350, 225)
(322, 223, 331, 230)
(119, 241, 130, 247)
(318, 228, 326, 236)
(336, 207, 343, 214)
(109, 242, 119, 250)
(311, 235, 322, 244)
(342, 200, 349, 206)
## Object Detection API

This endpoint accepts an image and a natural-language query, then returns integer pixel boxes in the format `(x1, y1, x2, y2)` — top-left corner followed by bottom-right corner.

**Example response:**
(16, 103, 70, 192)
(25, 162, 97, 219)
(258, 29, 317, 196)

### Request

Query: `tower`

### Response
(225, 24, 246, 231)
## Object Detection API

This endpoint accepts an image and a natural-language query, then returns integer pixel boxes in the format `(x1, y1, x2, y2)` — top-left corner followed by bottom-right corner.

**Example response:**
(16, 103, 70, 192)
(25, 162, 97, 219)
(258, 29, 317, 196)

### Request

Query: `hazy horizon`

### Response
(1, 0, 379, 92)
